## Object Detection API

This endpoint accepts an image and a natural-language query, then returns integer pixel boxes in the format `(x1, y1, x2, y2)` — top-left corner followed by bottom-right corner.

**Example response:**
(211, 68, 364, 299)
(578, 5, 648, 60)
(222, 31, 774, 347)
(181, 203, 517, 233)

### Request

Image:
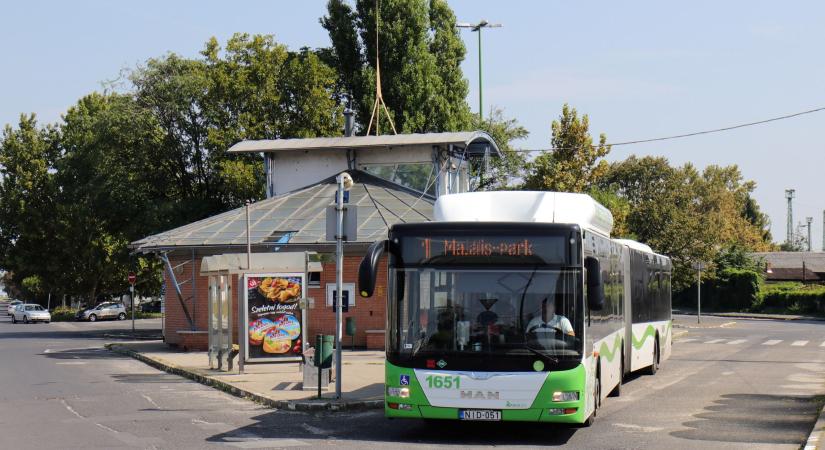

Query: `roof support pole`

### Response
(264, 153, 276, 198)
(161, 253, 195, 330)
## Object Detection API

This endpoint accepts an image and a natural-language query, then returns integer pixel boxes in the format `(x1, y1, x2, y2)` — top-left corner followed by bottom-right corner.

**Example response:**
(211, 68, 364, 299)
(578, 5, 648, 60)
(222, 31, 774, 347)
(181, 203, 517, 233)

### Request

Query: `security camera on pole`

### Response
(326, 172, 356, 400)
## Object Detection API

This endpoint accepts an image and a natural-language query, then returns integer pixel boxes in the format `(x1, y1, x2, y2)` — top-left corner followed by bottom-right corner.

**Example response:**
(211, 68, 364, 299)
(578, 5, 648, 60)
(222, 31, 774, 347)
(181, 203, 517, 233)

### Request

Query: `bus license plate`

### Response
(459, 409, 501, 421)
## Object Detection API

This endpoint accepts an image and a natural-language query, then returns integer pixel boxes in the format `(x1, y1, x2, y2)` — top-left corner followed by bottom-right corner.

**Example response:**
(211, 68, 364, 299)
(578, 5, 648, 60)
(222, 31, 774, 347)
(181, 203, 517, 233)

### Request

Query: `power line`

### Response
(509, 106, 825, 154)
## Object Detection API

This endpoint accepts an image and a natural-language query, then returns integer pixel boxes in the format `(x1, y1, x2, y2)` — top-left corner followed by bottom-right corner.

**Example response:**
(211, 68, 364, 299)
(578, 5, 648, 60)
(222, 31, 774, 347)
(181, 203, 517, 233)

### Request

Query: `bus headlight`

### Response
(387, 387, 410, 398)
(552, 391, 579, 402)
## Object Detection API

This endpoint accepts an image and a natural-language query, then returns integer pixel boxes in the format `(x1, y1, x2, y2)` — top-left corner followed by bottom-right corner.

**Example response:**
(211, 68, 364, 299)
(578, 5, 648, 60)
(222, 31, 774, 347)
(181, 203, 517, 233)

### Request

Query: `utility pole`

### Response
(456, 20, 502, 120)
(693, 262, 705, 323)
(785, 189, 795, 246)
(806, 217, 813, 252)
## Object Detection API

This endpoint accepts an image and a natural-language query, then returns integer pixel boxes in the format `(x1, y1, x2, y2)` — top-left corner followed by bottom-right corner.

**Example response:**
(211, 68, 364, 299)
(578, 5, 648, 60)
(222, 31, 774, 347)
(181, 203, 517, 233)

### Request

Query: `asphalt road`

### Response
(1, 308, 824, 449)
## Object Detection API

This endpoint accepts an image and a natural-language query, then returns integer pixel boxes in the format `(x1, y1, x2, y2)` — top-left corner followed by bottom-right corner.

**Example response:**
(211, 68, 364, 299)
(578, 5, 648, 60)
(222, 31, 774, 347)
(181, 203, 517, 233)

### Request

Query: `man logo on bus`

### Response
(400, 375, 410, 386)
(460, 390, 500, 400)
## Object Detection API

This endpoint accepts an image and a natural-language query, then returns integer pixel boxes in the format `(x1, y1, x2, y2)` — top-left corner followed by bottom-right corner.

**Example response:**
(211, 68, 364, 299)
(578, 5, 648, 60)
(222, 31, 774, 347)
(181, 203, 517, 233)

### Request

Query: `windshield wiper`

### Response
(523, 345, 559, 365)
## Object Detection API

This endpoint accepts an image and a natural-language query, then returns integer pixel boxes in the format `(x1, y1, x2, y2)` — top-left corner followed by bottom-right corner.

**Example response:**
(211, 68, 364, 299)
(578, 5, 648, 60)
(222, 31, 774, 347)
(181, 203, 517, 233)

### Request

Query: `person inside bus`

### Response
(525, 297, 575, 337)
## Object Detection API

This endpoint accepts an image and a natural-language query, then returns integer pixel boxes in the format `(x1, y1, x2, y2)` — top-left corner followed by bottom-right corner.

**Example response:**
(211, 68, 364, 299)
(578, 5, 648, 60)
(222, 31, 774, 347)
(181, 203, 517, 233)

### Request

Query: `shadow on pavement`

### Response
(0, 321, 161, 341)
(671, 393, 825, 444)
(206, 409, 578, 446)
(110, 373, 191, 384)
(42, 347, 129, 360)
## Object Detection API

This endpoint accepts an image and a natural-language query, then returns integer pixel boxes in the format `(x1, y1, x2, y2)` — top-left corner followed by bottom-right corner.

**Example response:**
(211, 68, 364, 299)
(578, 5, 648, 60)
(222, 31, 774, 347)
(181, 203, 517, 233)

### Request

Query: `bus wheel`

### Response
(647, 337, 660, 375)
(583, 372, 601, 427)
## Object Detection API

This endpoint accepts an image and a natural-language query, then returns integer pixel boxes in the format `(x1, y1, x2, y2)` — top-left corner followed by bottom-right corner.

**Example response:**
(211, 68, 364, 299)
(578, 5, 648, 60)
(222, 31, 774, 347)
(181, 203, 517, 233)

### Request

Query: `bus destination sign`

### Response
(400, 235, 569, 265)
(422, 238, 534, 258)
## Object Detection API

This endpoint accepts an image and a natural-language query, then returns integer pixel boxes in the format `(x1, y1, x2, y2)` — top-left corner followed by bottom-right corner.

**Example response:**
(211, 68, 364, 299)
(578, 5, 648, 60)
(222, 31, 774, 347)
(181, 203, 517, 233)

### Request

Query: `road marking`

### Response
(56, 361, 87, 365)
(704, 339, 725, 344)
(727, 339, 746, 345)
(792, 340, 809, 346)
(96, 423, 119, 434)
(613, 423, 664, 433)
(820, 341, 825, 347)
(141, 393, 161, 409)
(763, 340, 782, 346)
(678, 338, 697, 343)
(301, 423, 330, 435)
(226, 439, 309, 448)
(60, 399, 84, 419)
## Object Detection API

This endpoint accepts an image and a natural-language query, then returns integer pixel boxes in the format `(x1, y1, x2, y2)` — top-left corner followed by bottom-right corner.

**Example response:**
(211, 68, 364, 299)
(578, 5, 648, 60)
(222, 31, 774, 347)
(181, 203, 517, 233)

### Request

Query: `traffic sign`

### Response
(128, 273, 136, 285)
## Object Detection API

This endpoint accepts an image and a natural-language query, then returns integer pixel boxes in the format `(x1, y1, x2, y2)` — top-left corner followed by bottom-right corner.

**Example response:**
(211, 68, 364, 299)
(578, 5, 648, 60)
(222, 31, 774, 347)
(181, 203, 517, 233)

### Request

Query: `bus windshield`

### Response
(389, 268, 582, 370)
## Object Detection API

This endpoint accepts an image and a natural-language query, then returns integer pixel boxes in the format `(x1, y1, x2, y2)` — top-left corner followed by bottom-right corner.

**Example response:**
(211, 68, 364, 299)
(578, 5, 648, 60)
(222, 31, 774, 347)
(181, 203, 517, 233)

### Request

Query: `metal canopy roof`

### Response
(132, 171, 434, 253)
(227, 131, 500, 157)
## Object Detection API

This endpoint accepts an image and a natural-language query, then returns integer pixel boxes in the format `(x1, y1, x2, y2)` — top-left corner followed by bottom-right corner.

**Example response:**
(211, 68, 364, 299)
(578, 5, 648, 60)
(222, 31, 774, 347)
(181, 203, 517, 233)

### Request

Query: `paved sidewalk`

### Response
(107, 341, 384, 411)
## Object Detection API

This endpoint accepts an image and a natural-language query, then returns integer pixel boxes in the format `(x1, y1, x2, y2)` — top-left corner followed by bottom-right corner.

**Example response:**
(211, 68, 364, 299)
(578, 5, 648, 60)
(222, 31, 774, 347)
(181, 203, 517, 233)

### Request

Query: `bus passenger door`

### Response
(622, 247, 632, 377)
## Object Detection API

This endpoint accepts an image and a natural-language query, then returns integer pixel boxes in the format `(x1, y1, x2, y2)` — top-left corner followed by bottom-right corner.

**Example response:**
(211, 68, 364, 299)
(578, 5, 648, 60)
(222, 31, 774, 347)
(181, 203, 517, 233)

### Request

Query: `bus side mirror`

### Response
(585, 256, 605, 311)
(358, 240, 387, 298)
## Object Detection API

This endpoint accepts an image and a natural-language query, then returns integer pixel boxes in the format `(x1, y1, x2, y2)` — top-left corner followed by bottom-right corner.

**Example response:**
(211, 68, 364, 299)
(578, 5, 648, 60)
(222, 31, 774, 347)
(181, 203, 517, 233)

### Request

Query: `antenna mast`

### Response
(785, 189, 795, 246)
(365, 0, 397, 136)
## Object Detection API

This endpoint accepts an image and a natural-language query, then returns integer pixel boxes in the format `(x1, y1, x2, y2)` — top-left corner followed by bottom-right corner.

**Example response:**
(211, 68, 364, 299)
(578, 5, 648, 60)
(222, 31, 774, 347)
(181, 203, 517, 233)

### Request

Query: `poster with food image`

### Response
(244, 274, 305, 361)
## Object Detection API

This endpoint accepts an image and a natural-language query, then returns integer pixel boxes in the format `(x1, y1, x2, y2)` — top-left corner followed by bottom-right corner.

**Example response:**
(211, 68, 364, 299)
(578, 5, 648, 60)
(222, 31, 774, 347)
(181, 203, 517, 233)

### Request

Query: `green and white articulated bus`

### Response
(358, 191, 672, 425)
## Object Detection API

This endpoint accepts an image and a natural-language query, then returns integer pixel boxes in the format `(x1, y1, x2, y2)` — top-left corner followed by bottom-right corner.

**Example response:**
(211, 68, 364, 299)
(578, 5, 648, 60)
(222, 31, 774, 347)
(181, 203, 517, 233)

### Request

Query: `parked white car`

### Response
(6, 300, 22, 316)
(77, 302, 127, 322)
(11, 304, 51, 324)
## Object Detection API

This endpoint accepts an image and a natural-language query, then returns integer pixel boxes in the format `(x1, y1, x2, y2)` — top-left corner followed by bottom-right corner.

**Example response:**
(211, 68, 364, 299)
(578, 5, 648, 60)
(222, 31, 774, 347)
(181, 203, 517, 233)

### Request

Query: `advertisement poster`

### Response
(244, 273, 305, 362)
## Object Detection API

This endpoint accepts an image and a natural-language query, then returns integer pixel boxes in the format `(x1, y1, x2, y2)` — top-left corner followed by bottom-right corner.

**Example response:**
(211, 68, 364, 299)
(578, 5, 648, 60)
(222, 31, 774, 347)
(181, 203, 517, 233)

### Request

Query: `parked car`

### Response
(76, 302, 127, 322)
(140, 300, 161, 313)
(11, 304, 51, 323)
(7, 300, 22, 316)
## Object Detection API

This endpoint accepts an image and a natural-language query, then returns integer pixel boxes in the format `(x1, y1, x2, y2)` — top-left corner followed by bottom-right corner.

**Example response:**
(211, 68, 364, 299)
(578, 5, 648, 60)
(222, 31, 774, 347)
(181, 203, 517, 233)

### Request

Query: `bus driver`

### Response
(525, 297, 575, 337)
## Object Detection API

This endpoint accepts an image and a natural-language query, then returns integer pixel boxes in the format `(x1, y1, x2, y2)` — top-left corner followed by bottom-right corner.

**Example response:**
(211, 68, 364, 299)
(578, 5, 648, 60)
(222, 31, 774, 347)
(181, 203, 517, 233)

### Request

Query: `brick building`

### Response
(131, 132, 500, 351)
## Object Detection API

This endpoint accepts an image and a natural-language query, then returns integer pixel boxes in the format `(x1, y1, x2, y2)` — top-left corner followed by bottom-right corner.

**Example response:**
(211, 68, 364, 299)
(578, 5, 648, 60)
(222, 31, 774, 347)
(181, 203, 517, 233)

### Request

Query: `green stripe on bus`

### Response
(631, 321, 672, 350)
(598, 333, 623, 363)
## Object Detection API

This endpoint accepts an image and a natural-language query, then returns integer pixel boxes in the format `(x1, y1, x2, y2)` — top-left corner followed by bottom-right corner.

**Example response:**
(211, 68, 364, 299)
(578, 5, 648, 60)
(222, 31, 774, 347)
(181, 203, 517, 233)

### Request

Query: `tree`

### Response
(57, 93, 169, 301)
(600, 155, 773, 290)
(0, 115, 62, 303)
(131, 33, 342, 214)
(321, 0, 472, 134)
(523, 104, 610, 192)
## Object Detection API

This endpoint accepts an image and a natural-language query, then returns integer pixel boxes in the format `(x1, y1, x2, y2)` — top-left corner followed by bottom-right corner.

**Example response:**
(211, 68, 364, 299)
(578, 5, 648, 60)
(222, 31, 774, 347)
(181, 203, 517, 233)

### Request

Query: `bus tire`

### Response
(583, 370, 601, 427)
(647, 336, 660, 375)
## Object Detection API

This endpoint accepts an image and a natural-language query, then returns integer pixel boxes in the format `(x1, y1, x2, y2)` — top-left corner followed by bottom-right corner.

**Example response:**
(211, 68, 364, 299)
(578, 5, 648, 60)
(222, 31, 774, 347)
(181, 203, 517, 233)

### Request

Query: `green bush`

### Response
(758, 284, 825, 314)
(51, 306, 78, 322)
(709, 268, 761, 311)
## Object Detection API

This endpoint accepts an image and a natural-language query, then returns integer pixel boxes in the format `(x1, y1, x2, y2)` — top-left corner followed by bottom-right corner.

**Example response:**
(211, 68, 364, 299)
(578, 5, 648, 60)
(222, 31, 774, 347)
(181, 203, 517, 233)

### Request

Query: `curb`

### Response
(676, 311, 825, 322)
(672, 330, 689, 340)
(674, 320, 737, 330)
(806, 401, 825, 450)
(105, 344, 382, 412)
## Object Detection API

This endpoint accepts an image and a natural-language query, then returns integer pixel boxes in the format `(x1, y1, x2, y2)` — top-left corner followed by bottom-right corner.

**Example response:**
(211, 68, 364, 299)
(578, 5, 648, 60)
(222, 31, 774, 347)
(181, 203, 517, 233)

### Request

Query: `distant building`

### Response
(752, 252, 825, 283)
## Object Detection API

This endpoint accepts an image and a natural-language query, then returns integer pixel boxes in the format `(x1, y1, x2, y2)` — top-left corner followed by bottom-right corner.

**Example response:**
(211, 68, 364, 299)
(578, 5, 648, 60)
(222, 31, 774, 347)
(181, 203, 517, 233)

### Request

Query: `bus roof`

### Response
(433, 191, 613, 237)
(613, 239, 654, 254)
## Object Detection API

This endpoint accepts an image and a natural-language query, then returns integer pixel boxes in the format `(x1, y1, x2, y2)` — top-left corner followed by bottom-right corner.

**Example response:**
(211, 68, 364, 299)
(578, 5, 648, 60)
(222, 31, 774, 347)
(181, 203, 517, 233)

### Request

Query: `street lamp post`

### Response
(457, 20, 501, 120)
(692, 262, 705, 324)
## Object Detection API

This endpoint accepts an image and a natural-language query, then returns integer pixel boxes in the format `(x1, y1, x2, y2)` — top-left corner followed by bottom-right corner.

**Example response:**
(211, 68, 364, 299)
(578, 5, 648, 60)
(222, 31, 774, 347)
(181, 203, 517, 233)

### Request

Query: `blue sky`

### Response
(3, 1, 824, 248)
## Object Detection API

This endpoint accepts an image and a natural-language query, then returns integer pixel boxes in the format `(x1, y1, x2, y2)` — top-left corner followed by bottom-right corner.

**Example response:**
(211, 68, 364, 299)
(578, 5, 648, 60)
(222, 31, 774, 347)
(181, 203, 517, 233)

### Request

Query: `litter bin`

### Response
(304, 335, 333, 396)
(316, 334, 333, 369)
